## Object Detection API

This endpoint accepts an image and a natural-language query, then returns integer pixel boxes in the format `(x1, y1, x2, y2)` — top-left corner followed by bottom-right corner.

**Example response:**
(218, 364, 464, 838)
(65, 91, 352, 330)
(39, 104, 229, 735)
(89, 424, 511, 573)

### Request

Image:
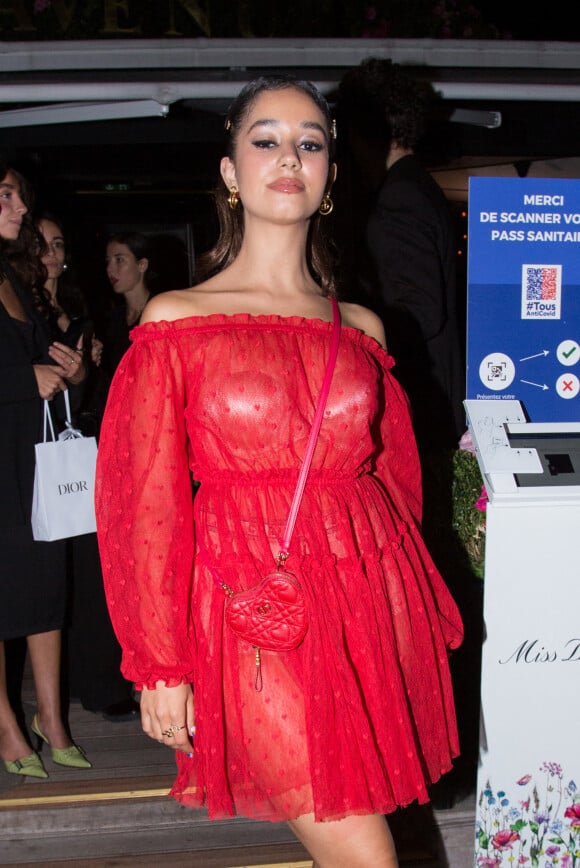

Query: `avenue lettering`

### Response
(0, 0, 210, 36)
(499, 638, 580, 664)
(57, 480, 89, 495)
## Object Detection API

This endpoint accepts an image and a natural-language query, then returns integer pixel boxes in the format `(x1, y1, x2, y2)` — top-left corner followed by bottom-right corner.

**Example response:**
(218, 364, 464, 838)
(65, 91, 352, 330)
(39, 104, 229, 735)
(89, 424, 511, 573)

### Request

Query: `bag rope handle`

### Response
(42, 389, 83, 442)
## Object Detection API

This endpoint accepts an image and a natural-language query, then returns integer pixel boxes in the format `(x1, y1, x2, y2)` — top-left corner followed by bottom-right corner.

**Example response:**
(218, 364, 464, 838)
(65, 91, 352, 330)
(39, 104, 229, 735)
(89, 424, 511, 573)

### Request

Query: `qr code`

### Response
(487, 362, 508, 381)
(521, 264, 561, 319)
(525, 266, 557, 300)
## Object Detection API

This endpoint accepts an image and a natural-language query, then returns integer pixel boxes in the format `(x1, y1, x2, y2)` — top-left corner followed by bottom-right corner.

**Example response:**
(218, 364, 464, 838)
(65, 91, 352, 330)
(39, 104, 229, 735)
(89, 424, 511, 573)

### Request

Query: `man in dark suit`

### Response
(337, 61, 478, 810)
(337, 58, 465, 455)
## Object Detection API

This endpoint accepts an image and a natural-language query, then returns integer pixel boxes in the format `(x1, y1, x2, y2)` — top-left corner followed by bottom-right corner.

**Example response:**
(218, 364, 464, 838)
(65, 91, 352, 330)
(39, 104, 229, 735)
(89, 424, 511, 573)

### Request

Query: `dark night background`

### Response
(2, 0, 578, 332)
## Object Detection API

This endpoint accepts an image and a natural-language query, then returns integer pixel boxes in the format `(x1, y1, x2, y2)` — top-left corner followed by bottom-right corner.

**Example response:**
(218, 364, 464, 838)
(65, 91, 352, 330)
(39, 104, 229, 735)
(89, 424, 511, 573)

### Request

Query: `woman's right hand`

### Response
(33, 364, 67, 400)
(140, 681, 195, 754)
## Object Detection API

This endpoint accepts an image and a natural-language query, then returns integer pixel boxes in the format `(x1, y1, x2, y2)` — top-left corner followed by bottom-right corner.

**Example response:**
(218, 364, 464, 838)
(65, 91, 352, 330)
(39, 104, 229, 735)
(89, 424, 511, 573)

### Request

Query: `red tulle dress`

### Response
(95, 312, 463, 823)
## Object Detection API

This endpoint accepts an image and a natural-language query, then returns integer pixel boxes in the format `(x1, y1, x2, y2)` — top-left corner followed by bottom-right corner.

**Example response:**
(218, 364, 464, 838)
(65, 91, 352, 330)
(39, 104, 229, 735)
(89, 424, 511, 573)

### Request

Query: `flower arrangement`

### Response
(360, 0, 505, 39)
(451, 431, 487, 579)
(418, 431, 487, 585)
(476, 763, 580, 866)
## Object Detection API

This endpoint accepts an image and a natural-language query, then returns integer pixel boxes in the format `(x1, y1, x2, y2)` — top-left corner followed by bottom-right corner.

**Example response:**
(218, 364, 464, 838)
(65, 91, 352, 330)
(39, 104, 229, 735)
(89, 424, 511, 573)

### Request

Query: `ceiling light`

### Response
(0, 100, 170, 128)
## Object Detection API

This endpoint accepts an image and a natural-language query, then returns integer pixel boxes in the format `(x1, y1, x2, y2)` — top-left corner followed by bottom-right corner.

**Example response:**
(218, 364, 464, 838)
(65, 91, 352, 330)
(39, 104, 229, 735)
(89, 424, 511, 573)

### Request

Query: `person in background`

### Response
(102, 232, 155, 377)
(34, 214, 138, 723)
(0, 160, 91, 779)
(336, 57, 465, 455)
(86, 231, 156, 438)
(337, 59, 479, 808)
(95, 75, 463, 867)
(36, 213, 101, 368)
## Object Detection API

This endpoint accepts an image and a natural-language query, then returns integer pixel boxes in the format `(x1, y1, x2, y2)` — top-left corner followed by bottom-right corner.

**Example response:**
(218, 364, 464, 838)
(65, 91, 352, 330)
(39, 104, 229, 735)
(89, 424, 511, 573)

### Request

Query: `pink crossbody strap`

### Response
(277, 296, 341, 564)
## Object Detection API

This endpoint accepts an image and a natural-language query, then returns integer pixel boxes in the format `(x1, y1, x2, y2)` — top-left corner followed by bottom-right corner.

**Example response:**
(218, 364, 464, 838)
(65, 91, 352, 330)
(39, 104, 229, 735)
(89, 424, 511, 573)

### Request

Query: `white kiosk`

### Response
(465, 399, 580, 867)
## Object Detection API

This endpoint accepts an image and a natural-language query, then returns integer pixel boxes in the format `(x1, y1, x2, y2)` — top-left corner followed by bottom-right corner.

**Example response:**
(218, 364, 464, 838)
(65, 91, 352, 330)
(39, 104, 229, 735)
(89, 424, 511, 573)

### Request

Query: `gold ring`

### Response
(161, 724, 185, 738)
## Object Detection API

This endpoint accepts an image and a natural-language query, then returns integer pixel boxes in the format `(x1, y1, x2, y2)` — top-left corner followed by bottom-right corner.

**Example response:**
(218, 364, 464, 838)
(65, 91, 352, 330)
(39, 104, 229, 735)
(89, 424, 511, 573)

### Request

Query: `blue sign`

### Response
(467, 176, 580, 422)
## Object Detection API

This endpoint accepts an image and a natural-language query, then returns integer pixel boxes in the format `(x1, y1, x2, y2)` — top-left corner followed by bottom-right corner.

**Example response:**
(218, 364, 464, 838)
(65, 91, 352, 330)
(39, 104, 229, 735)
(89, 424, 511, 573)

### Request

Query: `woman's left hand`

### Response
(48, 337, 86, 385)
(140, 681, 195, 755)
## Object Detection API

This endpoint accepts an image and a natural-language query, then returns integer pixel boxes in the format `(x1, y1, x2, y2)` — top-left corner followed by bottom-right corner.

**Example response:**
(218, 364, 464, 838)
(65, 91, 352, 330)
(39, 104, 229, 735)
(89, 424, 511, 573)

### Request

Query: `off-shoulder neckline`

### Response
(133, 311, 391, 361)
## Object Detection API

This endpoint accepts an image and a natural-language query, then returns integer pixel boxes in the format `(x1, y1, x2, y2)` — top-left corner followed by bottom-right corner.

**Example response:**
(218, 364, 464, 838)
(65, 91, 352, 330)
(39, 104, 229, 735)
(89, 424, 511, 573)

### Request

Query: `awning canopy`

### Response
(2, 37, 579, 200)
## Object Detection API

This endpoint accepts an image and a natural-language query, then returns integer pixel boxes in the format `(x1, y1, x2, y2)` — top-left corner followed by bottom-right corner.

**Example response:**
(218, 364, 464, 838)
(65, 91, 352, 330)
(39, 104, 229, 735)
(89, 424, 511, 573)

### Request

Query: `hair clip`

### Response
(330, 119, 337, 140)
(225, 118, 232, 132)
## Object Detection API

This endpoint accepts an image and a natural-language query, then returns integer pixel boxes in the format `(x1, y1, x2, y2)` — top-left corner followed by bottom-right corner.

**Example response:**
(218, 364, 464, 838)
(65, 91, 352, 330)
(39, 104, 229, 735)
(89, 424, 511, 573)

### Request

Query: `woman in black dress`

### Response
(36, 212, 101, 368)
(35, 213, 137, 721)
(0, 161, 91, 779)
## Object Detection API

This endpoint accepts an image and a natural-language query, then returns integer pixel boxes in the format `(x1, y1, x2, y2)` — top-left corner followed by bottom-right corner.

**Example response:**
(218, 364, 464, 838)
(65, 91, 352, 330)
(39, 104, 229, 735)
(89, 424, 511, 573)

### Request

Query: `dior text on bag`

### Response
(216, 297, 342, 690)
(31, 391, 98, 541)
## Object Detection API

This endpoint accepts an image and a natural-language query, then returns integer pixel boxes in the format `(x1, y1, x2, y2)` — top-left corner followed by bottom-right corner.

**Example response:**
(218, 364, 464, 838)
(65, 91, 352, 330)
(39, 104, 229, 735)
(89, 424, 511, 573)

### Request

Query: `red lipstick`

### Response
(267, 178, 305, 193)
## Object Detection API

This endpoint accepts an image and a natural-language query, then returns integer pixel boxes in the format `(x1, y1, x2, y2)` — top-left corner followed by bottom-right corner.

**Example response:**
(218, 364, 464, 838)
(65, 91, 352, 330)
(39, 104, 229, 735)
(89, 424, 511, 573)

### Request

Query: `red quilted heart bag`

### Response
(224, 569, 308, 652)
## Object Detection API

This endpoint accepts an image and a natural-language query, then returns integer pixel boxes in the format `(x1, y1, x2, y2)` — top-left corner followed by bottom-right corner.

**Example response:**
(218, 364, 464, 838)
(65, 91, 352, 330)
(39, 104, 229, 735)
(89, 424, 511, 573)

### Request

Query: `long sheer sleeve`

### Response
(374, 354, 463, 652)
(95, 332, 196, 690)
(373, 355, 423, 528)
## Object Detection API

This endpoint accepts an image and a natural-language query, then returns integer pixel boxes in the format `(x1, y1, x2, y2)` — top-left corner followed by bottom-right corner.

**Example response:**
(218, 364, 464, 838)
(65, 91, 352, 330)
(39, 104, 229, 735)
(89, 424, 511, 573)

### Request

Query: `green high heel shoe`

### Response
(4, 751, 48, 779)
(31, 714, 92, 770)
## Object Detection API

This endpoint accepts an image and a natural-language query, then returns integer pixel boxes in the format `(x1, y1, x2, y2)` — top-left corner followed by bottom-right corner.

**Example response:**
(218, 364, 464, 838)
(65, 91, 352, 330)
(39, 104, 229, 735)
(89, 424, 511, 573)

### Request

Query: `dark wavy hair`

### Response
(337, 57, 436, 150)
(36, 211, 88, 319)
(195, 74, 338, 296)
(33, 211, 101, 362)
(0, 160, 51, 317)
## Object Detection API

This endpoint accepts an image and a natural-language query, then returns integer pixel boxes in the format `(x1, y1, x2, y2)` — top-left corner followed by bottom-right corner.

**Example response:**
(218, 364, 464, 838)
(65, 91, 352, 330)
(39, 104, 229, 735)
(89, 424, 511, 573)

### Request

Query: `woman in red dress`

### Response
(95, 76, 463, 867)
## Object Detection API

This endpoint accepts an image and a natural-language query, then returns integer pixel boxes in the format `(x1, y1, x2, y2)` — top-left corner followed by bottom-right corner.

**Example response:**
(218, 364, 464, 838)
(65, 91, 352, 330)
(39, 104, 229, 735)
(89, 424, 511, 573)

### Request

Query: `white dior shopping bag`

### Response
(31, 391, 98, 541)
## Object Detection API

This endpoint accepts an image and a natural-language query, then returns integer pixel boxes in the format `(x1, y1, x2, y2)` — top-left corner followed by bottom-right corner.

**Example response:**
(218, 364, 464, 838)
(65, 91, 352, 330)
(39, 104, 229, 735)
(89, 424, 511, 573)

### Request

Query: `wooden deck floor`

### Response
(0, 659, 476, 867)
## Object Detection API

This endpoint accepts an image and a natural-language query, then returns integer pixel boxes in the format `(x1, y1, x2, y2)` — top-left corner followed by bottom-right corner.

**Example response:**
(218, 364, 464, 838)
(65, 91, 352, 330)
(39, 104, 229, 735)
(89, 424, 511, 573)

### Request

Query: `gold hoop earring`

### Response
(318, 194, 334, 216)
(228, 186, 240, 210)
